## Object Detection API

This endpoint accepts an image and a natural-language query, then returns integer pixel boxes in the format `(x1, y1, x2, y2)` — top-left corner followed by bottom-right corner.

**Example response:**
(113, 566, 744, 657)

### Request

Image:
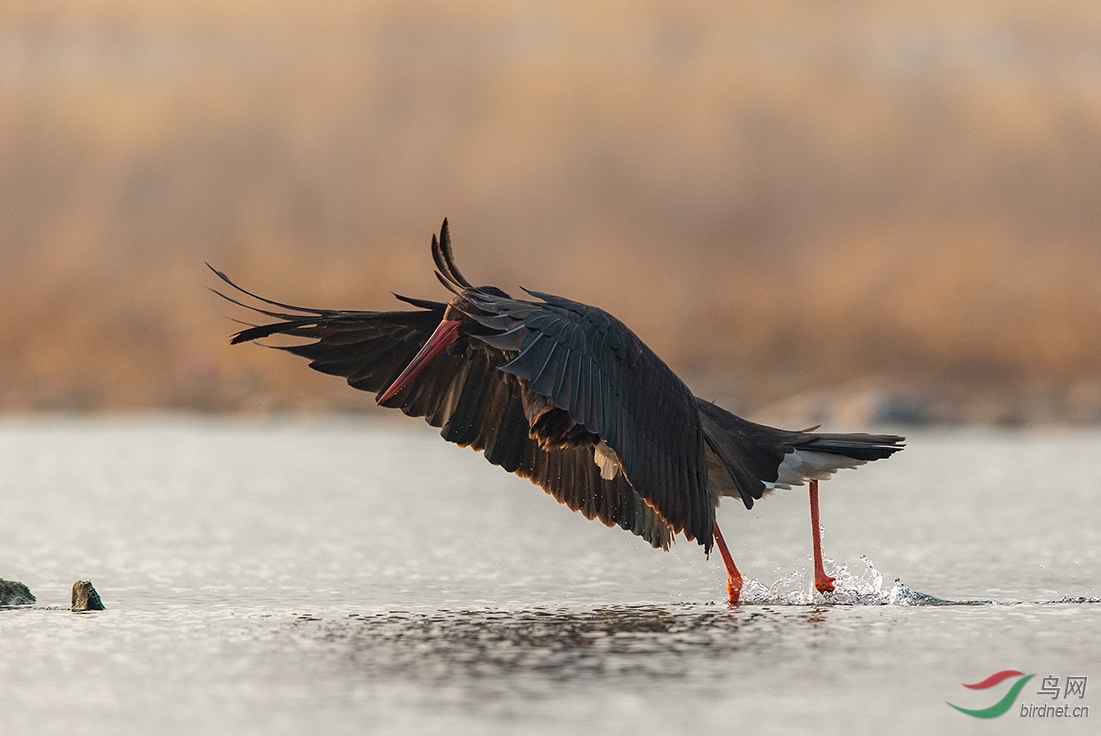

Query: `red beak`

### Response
(377, 318, 462, 405)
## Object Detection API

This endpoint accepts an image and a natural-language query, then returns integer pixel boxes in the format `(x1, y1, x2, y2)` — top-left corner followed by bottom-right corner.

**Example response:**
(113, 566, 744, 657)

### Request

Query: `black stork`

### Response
(213, 220, 904, 603)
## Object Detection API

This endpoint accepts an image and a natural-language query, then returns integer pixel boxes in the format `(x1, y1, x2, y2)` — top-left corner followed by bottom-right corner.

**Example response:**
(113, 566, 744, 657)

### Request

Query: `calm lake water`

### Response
(1, 417, 1099, 734)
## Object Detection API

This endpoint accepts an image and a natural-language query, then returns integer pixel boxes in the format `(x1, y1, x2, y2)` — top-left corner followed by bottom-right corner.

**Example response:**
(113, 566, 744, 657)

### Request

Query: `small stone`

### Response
(0, 578, 36, 606)
(71, 580, 106, 612)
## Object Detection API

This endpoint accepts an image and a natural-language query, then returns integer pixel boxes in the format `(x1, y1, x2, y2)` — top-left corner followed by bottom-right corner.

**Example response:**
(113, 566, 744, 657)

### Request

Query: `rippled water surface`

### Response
(1, 418, 1099, 734)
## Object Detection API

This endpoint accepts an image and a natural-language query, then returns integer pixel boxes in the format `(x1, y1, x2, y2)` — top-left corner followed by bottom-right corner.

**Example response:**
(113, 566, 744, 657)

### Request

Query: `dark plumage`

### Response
(214, 219, 904, 602)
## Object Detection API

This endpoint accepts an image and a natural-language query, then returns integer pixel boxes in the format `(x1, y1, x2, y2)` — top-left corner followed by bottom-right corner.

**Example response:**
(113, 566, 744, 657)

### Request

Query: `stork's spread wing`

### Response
(212, 268, 672, 549)
(455, 288, 714, 549)
(382, 340, 671, 549)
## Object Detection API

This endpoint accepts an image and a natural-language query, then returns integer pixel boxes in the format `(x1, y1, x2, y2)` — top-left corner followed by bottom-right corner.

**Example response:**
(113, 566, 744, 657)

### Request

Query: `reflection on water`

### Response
(284, 595, 1101, 691)
(286, 605, 820, 686)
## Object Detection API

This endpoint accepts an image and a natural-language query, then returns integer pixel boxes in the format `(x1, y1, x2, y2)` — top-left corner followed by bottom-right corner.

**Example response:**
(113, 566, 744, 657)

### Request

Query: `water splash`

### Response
(734, 557, 1101, 607)
(1053, 596, 1101, 604)
(738, 556, 966, 606)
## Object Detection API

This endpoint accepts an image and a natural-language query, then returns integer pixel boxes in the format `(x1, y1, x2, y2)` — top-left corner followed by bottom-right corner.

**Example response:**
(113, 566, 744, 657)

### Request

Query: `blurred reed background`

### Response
(2, 1, 1100, 423)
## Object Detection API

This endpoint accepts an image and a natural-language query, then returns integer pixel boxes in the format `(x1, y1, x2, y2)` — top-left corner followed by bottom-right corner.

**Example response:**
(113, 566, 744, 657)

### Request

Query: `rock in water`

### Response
(71, 580, 106, 611)
(0, 578, 36, 606)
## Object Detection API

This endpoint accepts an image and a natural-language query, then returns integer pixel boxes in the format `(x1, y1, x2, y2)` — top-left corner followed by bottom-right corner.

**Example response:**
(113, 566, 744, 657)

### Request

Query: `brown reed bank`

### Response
(2, 1, 1100, 423)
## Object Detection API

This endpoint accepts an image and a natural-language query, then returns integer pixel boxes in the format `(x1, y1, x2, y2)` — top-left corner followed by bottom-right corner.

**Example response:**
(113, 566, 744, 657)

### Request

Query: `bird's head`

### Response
(378, 219, 508, 405)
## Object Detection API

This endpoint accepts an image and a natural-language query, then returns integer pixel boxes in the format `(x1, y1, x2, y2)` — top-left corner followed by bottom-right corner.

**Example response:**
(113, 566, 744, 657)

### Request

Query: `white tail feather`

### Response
(767, 449, 866, 489)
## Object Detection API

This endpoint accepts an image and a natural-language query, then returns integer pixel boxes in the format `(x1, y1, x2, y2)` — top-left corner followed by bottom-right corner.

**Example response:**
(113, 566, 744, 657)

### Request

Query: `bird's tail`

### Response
(696, 398, 905, 508)
(795, 432, 906, 462)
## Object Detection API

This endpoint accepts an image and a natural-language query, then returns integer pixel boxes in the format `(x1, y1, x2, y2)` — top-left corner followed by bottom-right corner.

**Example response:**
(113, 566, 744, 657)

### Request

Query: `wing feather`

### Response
(485, 293, 713, 548)
(216, 270, 673, 549)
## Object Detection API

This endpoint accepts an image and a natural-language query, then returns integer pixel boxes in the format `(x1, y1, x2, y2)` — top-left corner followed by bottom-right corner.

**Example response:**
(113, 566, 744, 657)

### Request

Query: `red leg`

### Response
(712, 522, 743, 604)
(809, 479, 836, 593)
